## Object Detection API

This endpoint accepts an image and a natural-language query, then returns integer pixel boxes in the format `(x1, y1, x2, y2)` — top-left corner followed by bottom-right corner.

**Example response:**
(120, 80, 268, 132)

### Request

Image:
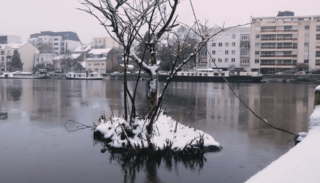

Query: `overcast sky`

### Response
(1, 0, 320, 44)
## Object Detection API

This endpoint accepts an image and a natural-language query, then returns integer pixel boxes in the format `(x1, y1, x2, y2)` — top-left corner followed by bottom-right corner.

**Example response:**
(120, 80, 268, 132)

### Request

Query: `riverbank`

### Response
(262, 74, 320, 83)
(246, 86, 320, 183)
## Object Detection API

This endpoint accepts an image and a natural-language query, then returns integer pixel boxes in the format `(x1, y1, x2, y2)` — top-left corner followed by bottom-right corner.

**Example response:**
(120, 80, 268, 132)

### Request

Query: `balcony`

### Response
(261, 30, 277, 33)
(261, 38, 276, 41)
(277, 55, 297, 57)
(277, 46, 297, 49)
(316, 55, 320, 57)
(260, 54, 297, 57)
(261, 47, 277, 49)
(261, 55, 276, 57)
(277, 38, 297, 41)
(197, 63, 207, 66)
(277, 62, 297, 65)
(261, 62, 275, 65)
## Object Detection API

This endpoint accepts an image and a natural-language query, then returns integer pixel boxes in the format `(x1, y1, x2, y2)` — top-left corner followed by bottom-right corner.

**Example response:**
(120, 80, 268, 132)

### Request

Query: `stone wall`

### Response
(262, 74, 320, 83)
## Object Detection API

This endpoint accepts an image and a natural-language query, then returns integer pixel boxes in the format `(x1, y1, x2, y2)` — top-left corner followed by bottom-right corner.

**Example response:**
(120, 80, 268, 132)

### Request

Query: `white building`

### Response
(28, 31, 81, 55)
(0, 35, 21, 44)
(86, 49, 111, 73)
(0, 42, 39, 72)
(197, 27, 251, 71)
(35, 53, 57, 66)
(91, 37, 119, 49)
(250, 11, 320, 73)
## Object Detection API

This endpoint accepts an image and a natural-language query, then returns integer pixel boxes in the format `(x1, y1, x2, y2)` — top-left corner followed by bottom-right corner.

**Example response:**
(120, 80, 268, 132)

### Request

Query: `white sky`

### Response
(1, 0, 320, 44)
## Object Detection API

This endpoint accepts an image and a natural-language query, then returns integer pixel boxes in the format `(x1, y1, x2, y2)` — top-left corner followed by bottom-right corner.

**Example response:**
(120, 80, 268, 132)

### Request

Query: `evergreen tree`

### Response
(10, 50, 24, 71)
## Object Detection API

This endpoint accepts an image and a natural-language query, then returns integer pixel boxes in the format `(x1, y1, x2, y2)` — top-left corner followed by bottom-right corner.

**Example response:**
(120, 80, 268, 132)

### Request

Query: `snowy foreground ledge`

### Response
(246, 106, 320, 182)
(94, 112, 221, 155)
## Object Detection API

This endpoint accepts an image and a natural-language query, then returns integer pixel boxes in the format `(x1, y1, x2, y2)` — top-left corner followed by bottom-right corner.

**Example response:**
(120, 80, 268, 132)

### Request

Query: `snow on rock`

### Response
(245, 102, 320, 183)
(95, 112, 220, 150)
(315, 85, 320, 91)
(310, 105, 320, 128)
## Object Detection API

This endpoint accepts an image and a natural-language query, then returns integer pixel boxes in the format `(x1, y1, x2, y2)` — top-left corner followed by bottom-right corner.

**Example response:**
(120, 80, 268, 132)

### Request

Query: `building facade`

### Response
(250, 12, 320, 74)
(0, 35, 21, 44)
(29, 31, 81, 55)
(0, 42, 39, 72)
(197, 27, 251, 71)
(91, 37, 119, 49)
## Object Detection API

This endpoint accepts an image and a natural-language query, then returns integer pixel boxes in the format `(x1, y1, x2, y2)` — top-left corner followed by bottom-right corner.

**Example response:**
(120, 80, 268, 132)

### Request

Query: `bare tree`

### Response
(79, 0, 245, 138)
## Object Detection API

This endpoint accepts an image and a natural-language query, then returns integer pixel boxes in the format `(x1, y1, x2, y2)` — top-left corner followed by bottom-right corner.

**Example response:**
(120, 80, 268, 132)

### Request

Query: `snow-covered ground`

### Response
(246, 93, 320, 183)
(95, 112, 221, 151)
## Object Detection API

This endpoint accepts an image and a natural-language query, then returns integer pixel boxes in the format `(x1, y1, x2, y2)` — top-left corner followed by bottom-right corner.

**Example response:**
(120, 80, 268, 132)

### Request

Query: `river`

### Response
(0, 79, 315, 183)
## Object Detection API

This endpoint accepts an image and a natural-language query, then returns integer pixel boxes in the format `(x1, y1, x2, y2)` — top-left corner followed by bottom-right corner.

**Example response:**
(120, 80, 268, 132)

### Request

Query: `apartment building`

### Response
(91, 37, 119, 49)
(29, 31, 81, 55)
(0, 42, 39, 72)
(197, 27, 251, 71)
(250, 11, 320, 74)
(0, 35, 21, 44)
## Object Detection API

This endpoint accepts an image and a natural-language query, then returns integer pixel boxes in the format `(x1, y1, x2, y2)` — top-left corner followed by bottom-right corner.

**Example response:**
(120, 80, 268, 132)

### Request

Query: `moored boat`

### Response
(0, 71, 46, 79)
(66, 72, 103, 80)
(158, 68, 263, 83)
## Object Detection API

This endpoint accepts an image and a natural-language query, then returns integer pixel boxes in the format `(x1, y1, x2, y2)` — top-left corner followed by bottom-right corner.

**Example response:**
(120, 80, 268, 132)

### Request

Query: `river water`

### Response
(0, 79, 315, 183)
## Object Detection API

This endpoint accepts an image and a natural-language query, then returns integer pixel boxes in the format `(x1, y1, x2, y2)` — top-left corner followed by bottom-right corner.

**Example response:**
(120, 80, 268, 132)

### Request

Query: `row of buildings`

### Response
(0, 32, 119, 73)
(196, 11, 320, 74)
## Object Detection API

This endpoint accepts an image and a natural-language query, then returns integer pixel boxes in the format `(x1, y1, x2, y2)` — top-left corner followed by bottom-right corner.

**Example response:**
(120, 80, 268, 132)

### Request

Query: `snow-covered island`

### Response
(93, 111, 222, 157)
(246, 86, 320, 183)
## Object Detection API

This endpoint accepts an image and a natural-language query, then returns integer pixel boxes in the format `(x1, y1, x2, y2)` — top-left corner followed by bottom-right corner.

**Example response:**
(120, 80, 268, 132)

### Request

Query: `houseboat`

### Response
(66, 72, 103, 80)
(158, 68, 263, 83)
(0, 71, 46, 79)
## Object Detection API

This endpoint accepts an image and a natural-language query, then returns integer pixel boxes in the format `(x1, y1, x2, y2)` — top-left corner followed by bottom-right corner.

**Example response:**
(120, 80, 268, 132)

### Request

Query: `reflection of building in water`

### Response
(196, 83, 241, 127)
(246, 84, 311, 141)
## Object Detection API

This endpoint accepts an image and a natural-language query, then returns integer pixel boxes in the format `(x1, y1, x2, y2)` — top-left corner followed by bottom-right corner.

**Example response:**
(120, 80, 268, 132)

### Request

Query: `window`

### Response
(316, 60, 320, 65)
(212, 50, 215, 55)
(232, 34, 236, 39)
(219, 43, 222, 47)
(255, 59, 259, 63)
(54, 43, 58, 45)
(255, 51, 259, 55)
(316, 51, 320, 56)
(305, 25, 309, 30)
(256, 35, 260, 38)
(317, 34, 320, 40)
(232, 42, 235, 46)
(225, 50, 229, 55)
(225, 58, 228, 63)
(1, 57, 4, 62)
(54, 38, 59, 41)
(232, 50, 235, 55)
(293, 60, 297, 64)
(225, 42, 229, 47)
(212, 43, 216, 47)
(304, 43, 309, 46)
(225, 34, 229, 39)
(231, 58, 235, 62)
(212, 58, 216, 62)
(0, 51, 4, 55)
(101, 63, 104, 66)
(255, 43, 259, 47)
(304, 60, 309, 63)
(218, 58, 222, 62)
(218, 50, 222, 55)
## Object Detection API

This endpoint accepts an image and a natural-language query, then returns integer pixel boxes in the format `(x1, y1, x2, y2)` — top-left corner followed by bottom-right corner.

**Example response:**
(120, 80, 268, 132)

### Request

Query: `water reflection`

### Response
(0, 80, 316, 183)
(108, 151, 206, 183)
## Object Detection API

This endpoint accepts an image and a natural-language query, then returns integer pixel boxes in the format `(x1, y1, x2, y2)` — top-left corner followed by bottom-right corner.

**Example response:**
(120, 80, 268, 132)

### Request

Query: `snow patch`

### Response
(95, 112, 220, 150)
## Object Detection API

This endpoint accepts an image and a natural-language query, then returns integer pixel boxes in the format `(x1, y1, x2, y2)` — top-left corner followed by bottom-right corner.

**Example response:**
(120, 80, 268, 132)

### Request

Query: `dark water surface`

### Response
(0, 79, 315, 183)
